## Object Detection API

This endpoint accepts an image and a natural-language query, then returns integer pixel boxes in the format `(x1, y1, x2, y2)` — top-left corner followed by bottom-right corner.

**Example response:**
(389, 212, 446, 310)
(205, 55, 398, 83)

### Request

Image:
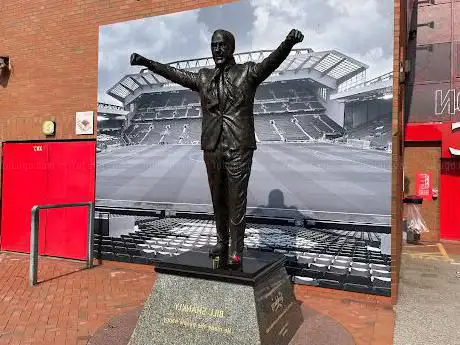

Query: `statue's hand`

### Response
(286, 29, 304, 45)
(130, 53, 149, 66)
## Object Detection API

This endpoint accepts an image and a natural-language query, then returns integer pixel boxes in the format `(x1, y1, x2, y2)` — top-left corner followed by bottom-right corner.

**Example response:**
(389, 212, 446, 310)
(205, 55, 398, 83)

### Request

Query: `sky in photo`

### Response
(98, 0, 394, 105)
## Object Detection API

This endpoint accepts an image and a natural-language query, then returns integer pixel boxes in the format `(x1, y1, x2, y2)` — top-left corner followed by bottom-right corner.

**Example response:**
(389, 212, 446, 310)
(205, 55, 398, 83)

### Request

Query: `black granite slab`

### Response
(155, 248, 286, 286)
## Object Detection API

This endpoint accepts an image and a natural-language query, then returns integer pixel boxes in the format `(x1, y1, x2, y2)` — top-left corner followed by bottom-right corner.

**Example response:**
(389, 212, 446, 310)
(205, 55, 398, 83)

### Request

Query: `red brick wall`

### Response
(391, 0, 404, 304)
(0, 0, 235, 142)
(0, 0, 404, 303)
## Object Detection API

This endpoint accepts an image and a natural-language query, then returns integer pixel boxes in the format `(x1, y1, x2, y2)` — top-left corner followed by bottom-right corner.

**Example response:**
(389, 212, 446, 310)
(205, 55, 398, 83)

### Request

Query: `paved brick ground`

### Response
(0, 252, 394, 345)
(394, 241, 460, 345)
(294, 286, 394, 345)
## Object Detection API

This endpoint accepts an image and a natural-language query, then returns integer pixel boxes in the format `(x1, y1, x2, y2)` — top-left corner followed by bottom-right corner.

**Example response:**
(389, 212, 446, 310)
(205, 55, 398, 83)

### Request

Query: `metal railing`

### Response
(338, 71, 393, 93)
(29, 202, 95, 287)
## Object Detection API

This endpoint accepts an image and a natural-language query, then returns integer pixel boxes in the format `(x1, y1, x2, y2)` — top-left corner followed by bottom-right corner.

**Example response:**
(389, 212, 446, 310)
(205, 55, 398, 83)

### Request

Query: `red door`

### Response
(1, 141, 96, 260)
(440, 159, 460, 240)
(1, 143, 49, 253)
(44, 141, 96, 260)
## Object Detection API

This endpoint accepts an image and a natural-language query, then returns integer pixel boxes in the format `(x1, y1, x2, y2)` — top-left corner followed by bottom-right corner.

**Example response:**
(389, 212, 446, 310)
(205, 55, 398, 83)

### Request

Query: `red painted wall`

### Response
(0, 141, 96, 260)
(405, 121, 460, 158)
(440, 159, 460, 240)
(404, 123, 442, 141)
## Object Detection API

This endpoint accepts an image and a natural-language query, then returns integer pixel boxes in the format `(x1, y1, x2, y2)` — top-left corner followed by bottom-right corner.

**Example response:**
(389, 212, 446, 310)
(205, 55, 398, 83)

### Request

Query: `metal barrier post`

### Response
(29, 206, 40, 287)
(29, 202, 95, 287)
(87, 202, 94, 268)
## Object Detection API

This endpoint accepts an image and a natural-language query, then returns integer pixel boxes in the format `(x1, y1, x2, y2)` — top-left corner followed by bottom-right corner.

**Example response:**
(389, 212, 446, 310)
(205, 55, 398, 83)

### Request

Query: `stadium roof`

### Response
(331, 72, 393, 103)
(107, 48, 368, 105)
(97, 102, 129, 116)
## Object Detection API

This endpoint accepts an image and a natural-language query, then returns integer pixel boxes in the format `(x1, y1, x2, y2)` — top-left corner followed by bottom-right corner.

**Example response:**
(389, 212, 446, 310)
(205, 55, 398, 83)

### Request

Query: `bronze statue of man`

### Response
(131, 29, 304, 268)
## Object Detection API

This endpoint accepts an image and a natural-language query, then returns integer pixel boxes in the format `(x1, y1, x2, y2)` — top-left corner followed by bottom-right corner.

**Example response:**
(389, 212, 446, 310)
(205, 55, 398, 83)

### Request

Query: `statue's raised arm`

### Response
(130, 53, 200, 92)
(249, 29, 304, 85)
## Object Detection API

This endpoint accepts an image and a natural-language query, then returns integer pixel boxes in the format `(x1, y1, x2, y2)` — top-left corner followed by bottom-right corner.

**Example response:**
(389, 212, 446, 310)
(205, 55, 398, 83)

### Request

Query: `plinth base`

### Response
(127, 250, 303, 345)
(88, 303, 355, 345)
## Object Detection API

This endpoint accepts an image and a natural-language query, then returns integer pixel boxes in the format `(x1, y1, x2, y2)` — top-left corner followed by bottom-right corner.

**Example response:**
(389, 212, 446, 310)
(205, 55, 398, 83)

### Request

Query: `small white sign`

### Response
(76, 111, 94, 135)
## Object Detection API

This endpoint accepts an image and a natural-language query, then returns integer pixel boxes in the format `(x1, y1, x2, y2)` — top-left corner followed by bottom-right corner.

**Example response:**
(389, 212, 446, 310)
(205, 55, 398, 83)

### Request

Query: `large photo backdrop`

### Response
(96, 0, 394, 296)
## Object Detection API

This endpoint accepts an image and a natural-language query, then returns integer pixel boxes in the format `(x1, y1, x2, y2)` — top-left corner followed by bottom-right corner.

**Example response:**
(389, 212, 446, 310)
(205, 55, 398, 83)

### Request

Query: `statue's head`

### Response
(268, 189, 284, 208)
(211, 30, 235, 67)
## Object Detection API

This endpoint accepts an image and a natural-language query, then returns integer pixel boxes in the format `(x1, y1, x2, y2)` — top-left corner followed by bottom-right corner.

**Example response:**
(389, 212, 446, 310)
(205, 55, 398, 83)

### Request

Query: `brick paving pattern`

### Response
(0, 252, 394, 345)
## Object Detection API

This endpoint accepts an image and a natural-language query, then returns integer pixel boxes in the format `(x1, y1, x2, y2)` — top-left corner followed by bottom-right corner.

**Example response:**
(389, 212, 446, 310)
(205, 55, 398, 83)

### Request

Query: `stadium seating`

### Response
(308, 101, 324, 111)
(182, 91, 200, 105)
(293, 115, 323, 139)
(174, 108, 187, 117)
(263, 114, 308, 141)
(97, 133, 122, 149)
(288, 102, 309, 111)
(255, 87, 274, 100)
(344, 114, 392, 149)
(98, 118, 125, 130)
(142, 112, 156, 121)
(165, 92, 186, 106)
(136, 95, 156, 111)
(157, 109, 176, 119)
(92, 216, 391, 297)
(253, 103, 264, 114)
(312, 115, 335, 133)
(320, 115, 343, 133)
(180, 119, 201, 144)
(159, 120, 187, 144)
(141, 123, 165, 145)
(274, 87, 295, 99)
(254, 117, 282, 141)
(103, 79, 347, 146)
(127, 124, 151, 144)
(186, 107, 201, 118)
(265, 102, 287, 113)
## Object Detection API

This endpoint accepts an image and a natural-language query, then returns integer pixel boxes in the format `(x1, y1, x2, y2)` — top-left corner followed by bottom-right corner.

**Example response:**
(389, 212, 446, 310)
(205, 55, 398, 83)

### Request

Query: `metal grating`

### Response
(133, 75, 148, 85)
(304, 55, 322, 69)
(329, 60, 362, 79)
(111, 84, 131, 98)
(120, 77, 140, 92)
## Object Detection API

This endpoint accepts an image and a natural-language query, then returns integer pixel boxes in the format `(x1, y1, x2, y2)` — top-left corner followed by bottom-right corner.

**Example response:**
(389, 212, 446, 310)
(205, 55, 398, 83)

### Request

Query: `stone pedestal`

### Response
(128, 250, 303, 345)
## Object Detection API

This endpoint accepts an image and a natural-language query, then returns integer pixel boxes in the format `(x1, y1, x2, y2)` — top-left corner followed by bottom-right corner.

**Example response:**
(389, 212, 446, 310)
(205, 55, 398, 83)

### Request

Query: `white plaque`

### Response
(75, 111, 94, 135)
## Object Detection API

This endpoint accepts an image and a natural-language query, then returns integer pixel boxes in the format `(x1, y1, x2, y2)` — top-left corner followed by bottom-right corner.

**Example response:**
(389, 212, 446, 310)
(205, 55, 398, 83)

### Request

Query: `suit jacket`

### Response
(145, 40, 295, 151)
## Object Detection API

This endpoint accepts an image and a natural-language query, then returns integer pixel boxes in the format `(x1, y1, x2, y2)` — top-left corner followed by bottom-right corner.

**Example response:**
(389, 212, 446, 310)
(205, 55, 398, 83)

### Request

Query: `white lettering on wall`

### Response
(434, 89, 460, 115)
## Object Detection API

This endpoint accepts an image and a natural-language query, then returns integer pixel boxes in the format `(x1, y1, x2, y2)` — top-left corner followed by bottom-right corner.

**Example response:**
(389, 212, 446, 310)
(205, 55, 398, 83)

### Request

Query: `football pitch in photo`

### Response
(96, 142, 391, 224)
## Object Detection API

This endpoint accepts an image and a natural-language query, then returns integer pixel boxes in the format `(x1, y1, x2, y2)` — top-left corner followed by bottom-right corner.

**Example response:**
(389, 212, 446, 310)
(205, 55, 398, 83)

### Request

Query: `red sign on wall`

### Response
(441, 122, 460, 158)
(416, 172, 432, 200)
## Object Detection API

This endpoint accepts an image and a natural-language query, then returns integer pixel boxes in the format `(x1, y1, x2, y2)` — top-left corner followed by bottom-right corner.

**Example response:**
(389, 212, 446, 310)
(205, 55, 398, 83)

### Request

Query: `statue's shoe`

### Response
(209, 243, 228, 257)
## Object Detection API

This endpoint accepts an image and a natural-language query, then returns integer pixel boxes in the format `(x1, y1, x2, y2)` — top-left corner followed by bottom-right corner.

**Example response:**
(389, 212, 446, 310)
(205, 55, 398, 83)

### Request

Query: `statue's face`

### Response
(211, 32, 233, 67)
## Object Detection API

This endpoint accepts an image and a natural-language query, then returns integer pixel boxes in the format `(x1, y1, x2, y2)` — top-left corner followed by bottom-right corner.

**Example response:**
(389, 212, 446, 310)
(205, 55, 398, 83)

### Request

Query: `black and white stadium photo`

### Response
(96, 0, 394, 296)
